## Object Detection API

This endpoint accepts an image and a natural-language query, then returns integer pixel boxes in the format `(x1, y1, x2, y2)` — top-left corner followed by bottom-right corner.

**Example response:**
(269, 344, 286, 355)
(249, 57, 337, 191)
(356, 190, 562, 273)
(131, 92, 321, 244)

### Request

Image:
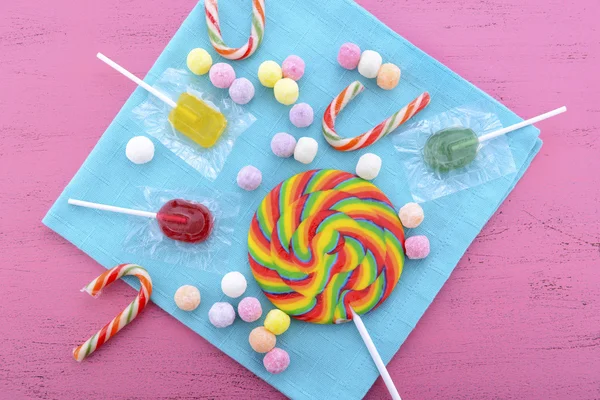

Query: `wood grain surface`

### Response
(0, 0, 598, 399)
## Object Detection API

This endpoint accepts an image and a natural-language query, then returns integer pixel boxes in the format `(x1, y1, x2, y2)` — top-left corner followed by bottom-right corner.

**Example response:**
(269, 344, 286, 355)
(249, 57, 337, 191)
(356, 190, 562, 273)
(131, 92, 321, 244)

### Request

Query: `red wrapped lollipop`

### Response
(68, 198, 213, 243)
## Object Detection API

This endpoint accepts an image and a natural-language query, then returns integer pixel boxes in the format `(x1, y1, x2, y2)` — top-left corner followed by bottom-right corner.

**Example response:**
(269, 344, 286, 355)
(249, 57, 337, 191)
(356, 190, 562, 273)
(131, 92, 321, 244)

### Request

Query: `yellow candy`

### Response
(186, 48, 213, 76)
(258, 61, 282, 88)
(376, 63, 401, 90)
(168, 92, 227, 148)
(274, 78, 299, 106)
(264, 309, 291, 335)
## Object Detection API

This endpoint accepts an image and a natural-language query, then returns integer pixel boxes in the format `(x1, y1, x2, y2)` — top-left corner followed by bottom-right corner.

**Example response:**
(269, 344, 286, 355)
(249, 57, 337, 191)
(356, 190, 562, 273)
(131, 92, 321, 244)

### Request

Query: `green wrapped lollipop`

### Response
(424, 106, 567, 171)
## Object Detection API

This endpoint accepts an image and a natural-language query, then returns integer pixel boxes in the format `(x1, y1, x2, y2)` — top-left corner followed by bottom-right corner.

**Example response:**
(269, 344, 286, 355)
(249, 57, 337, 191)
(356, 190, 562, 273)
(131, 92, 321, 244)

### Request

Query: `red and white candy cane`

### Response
(73, 264, 152, 362)
(205, 0, 266, 60)
(322, 81, 431, 151)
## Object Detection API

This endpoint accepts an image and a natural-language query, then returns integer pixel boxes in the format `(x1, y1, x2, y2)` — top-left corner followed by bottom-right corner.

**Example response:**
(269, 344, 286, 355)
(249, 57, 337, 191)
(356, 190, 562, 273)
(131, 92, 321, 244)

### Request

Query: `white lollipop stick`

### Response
(351, 309, 402, 400)
(479, 106, 567, 143)
(68, 199, 157, 219)
(96, 52, 177, 108)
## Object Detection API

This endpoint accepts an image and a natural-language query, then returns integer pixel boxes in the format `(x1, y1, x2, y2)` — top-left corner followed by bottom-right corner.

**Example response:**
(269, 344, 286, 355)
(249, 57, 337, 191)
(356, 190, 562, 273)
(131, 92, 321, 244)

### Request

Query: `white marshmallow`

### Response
(294, 137, 319, 164)
(358, 50, 383, 79)
(126, 136, 155, 164)
(221, 271, 247, 298)
(356, 153, 382, 180)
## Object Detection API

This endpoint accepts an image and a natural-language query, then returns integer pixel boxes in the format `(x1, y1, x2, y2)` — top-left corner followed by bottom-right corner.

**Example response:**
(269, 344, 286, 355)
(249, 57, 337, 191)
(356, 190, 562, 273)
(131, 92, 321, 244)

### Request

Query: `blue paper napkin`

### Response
(43, 0, 541, 398)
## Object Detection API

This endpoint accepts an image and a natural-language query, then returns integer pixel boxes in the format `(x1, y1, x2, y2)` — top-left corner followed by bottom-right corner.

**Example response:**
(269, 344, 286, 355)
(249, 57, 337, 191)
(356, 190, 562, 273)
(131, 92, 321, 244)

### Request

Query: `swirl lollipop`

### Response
(248, 169, 404, 399)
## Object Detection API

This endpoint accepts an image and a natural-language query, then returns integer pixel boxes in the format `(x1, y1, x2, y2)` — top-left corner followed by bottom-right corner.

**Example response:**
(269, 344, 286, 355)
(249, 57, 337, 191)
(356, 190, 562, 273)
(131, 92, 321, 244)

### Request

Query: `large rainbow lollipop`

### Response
(248, 169, 405, 399)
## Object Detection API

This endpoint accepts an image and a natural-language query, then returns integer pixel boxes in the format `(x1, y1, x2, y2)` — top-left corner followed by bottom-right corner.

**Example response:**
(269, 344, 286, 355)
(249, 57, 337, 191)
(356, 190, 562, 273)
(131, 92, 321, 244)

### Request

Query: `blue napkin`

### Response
(43, 0, 541, 398)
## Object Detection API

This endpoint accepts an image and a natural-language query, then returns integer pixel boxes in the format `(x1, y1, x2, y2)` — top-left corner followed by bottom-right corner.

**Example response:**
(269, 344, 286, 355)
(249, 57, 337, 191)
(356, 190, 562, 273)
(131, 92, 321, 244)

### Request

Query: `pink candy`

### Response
(263, 348, 290, 374)
(229, 77, 255, 104)
(209, 63, 236, 89)
(405, 235, 430, 259)
(237, 297, 263, 323)
(237, 165, 262, 191)
(337, 43, 361, 70)
(282, 55, 305, 81)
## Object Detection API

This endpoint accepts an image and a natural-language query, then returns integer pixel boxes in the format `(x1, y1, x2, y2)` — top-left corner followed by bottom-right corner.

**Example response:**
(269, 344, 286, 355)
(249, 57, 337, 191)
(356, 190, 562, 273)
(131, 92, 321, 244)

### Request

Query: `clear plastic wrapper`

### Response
(124, 187, 240, 272)
(132, 68, 256, 180)
(393, 106, 517, 202)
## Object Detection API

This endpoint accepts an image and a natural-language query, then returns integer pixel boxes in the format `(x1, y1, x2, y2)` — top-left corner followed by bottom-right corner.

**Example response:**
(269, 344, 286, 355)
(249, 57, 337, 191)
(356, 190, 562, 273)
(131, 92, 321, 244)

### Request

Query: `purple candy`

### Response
(337, 43, 361, 70)
(282, 55, 305, 81)
(405, 235, 431, 259)
(237, 165, 262, 191)
(208, 302, 236, 328)
(229, 78, 255, 105)
(270, 132, 297, 158)
(209, 63, 236, 89)
(289, 103, 314, 128)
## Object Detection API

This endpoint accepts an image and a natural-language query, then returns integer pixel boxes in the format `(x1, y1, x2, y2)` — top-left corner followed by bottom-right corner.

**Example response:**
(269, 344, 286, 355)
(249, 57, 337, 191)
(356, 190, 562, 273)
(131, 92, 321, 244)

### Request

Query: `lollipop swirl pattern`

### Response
(248, 169, 405, 324)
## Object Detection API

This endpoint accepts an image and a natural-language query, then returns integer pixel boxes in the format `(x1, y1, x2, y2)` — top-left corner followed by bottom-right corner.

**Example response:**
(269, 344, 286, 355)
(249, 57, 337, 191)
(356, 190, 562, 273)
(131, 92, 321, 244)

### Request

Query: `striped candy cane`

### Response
(73, 264, 153, 362)
(322, 81, 431, 151)
(205, 0, 266, 60)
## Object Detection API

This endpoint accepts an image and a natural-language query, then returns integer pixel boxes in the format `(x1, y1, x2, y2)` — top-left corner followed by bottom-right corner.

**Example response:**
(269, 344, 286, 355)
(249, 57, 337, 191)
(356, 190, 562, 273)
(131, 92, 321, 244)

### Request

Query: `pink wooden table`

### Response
(1, 0, 598, 398)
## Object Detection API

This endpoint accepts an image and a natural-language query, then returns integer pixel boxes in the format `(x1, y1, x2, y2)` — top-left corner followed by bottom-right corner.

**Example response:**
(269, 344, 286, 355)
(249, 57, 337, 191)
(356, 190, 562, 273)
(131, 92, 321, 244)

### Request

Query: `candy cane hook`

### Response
(205, 0, 266, 60)
(322, 81, 431, 151)
(73, 264, 153, 362)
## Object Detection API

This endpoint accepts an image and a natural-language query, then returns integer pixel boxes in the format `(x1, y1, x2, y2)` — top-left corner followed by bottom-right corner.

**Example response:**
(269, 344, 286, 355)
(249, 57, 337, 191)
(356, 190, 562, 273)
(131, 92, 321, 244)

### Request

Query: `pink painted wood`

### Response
(1, 0, 598, 398)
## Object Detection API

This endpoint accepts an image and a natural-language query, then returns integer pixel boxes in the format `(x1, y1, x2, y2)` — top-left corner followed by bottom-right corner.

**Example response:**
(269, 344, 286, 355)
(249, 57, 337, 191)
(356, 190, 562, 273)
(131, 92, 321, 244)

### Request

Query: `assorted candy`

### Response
(174, 285, 201, 311)
(337, 43, 402, 90)
(293, 137, 318, 164)
(187, 48, 213, 75)
(208, 302, 236, 328)
(271, 132, 297, 158)
(289, 103, 314, 128)
(356, 153, 382, 181)
(221, 271, 247, 298)
(126, 136, 155, 165)
(237, 297, 263, 322)
(249, 327, 277, 353)
(237, 165, 262, 191)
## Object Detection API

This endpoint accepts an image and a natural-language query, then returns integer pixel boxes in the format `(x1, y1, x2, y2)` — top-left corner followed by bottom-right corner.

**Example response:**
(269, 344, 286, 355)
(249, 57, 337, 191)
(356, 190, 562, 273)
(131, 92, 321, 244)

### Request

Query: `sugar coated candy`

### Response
(209, 63, 236, 89)
(282, 55, 305, 81)
(271, 132, 297, 158)
(237, 297, 263, 322)
(174, 285, 201, 311)
(221, 271, 247, 298)
(356, 153, 382, 180)
(208, 302, 236, 328)
(337, 43, 361, 70)
(187, 48, 213, 75)
(274, 78, 299, 105)
(258, 61, 282, 88)
(293, 137, 318, 164)
(228, 77, 255, 105)
(249, 327, 276, 353)
(377, 63, 401, 90)
(157, 199, 213, 243)
(358, 50, 382, 79)
(424, 127, 479, 171)
(289, 103, 314, 128)
(264, 309, 291, 335)
(263, 348, 290, 374)
(126, 136, 155, 164)
(398, 202, 424, 229)
(237, 165, 262, 191)
(405, 235, 430, 259)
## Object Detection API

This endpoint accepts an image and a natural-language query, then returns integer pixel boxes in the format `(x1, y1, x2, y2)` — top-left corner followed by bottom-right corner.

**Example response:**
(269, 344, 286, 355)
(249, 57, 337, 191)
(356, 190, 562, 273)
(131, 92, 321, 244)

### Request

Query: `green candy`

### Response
(423, 127, 480, 171)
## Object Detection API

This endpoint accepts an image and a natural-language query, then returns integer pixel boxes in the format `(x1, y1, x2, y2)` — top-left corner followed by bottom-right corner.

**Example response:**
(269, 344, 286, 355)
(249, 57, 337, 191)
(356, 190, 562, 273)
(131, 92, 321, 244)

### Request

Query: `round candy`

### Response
(221, 271, 247, 298)
(248, 170, 405, 324)
(274, 78, 299, 106)
(293, 137, 318, 164)
(237, 165, 262, 191)
(377, 63, 401, 90)
(258, 61, 282, 88)
(282, 55, 305, 81)
(358, 50, 383, 79)
(174, 285, 201, 311)
(337, 43, 361, 70)
(238, 297, 263, 322)
(229, 78, 255, 105)
(289, 103, 314, 128)
(187, 48, 213, 76)
(208, 302, 236, 328)
(263, 348, 290, 374)
(271, 132, 297, 158)
(249, 327, 276, 353)
(405, 235, 430, 259)
(126, 136, 154, 165)
(356, 153, 382, 181)
(398, 202, 424, 229)
(209, 63, 236, 89)
(264, 309, 291, 335)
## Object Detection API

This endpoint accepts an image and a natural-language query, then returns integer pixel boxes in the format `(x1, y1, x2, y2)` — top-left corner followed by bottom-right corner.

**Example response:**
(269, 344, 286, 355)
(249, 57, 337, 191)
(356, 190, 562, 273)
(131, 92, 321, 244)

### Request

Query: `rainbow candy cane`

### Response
(323, 81, 431, 151)
(205, 0, 266, 60)
(73, 264, 153, 362)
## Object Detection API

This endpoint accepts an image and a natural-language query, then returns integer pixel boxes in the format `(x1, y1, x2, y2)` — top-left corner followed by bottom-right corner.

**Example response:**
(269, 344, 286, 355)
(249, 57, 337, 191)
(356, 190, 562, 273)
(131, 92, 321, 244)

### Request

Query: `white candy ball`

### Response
(174, 285, 201, 311)
(356, 153, 382, 180)
(358, 50, 383, 79)
(221, 271, 247, 298)
(294, 137, 319, 164)
(126, 136, 155, 164)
